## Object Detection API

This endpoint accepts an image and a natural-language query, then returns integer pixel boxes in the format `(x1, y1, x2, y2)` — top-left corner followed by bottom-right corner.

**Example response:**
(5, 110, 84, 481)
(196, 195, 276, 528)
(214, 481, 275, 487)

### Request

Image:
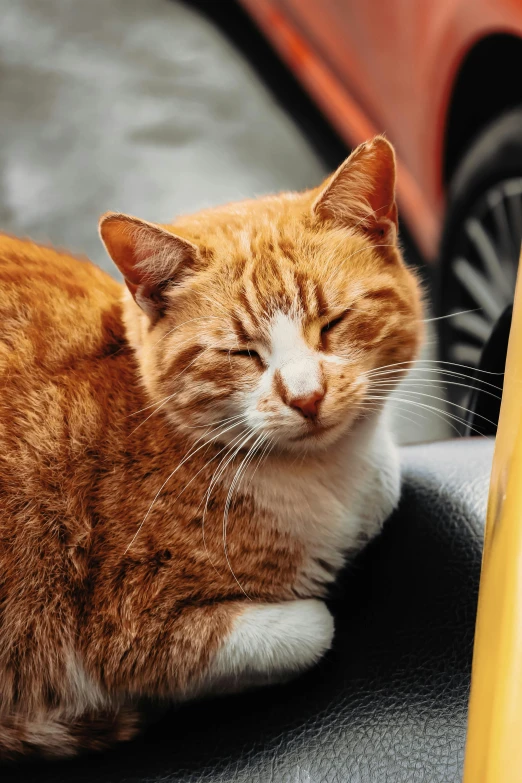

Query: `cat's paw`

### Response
(202, 599, 334, 694)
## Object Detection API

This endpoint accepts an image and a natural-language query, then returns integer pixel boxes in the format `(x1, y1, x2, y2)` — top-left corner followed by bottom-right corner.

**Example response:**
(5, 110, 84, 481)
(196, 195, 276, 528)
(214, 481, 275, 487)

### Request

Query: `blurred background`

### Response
(2, 0, 519, 443)
(0, 0, 328, 268)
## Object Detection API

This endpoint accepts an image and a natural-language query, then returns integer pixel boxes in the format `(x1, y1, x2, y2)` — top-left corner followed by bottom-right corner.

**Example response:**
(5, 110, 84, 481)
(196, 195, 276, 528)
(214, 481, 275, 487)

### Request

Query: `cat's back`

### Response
(0, 234, 123, 369)
(0, 232, 144, 580)
(0, 235, 134, 505)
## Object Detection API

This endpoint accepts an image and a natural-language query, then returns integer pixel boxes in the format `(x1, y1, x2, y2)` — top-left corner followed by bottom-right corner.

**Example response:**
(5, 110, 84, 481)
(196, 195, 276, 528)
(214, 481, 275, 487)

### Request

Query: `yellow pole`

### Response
(463, 256, 522, 782)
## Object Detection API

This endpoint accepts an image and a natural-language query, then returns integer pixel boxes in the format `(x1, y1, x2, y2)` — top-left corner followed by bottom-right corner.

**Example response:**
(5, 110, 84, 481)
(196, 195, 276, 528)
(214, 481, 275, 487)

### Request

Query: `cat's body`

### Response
(0, 138, 422, 758)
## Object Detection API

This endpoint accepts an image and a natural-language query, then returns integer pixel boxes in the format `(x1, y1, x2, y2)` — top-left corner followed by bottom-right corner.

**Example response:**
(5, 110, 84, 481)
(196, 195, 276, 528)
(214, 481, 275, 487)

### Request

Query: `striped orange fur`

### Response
(0, 137, 422, 758)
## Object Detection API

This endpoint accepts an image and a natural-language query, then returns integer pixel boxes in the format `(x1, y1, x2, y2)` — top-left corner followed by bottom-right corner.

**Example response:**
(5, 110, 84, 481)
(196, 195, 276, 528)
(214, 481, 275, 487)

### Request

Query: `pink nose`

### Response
(289, 389, 325, 419)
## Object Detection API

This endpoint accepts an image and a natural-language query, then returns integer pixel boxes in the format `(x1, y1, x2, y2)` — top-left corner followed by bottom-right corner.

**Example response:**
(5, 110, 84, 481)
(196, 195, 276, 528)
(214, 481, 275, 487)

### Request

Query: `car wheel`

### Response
(438, 108, 522, 405)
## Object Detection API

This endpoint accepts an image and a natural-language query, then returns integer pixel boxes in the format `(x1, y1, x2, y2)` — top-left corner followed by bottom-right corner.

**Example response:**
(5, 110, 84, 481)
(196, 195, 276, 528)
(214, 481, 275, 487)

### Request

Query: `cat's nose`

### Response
(289, 389, 325, 419)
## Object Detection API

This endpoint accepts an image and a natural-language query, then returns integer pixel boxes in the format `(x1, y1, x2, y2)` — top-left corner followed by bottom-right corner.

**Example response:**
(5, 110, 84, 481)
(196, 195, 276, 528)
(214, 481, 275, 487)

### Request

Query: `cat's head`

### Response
(100, 137, 423, 452)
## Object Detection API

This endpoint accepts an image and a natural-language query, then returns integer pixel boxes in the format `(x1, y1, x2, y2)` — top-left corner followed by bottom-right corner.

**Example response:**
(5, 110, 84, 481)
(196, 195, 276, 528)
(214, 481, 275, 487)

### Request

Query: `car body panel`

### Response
(240, 0, 522, 260)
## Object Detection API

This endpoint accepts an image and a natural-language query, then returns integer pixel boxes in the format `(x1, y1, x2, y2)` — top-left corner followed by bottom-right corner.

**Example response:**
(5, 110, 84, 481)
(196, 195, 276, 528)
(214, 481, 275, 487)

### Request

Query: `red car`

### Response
(240, 0, 522, 371)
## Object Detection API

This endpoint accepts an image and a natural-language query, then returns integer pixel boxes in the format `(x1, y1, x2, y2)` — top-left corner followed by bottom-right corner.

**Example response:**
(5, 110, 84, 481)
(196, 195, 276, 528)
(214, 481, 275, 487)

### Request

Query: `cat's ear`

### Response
(312, 136, 398, 242)
(99, 212, 199, 319)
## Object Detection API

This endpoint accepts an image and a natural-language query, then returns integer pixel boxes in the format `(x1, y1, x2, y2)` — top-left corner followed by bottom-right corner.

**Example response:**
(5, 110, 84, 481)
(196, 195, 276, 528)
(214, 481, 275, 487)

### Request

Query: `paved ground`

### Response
(0, 0, 449, 442)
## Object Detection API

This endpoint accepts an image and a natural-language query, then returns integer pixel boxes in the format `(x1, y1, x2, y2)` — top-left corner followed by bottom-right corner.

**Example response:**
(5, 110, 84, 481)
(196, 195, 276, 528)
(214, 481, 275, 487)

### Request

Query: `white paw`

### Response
(203, 599, 334, 694)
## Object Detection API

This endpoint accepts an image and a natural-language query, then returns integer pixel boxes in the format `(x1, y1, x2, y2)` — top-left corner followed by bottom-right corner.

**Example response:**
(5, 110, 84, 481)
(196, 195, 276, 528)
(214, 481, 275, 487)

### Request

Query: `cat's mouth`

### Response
(289, 421, 338, 442)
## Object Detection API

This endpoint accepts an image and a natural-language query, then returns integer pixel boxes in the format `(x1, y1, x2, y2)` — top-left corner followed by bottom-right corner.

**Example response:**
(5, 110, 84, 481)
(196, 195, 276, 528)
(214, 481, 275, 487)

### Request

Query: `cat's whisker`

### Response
(124, 416, 251, 553)
(365, 364, 504, 393)
(226, 433, 267, 502)
(198, 434, 250, 519)
(252, 436, 274, 473)
(359, 401, 429, 429)
(368, 377, 502, 401)
(171, 419, 252, 506)
(135, 413, 237, 478)
(126, 391, 179, 418)
(245, 435, 274, 492)
(199, 428, 257, 576)
(199, 427, 258, 574)
(394, 400, 468, 438)
(187, 415, 252, 465)
(391, 409, 429, 427)
(368, 386, 499, 429)
(128, 393, 176, 434)
(256, 438, 277, 469)
(183, 413, 249, 431)
(366, 358, 504, 378)
(366, 364, 498, 383)
(366, 395, 488, 437)
(201, 428, 257, 513)
(222, 432, 267, 599)
(379, 396, 453, 426)
(173, 422, 255, 575)
(374, 373, 504, 395)
(199, 428, 259, 585)
(185, 415, 250, 459)
(422, 308, 482, 324)
(386, 403, 429, 425)
(367, 399, 449, 434)
(365, 396, 465, 437)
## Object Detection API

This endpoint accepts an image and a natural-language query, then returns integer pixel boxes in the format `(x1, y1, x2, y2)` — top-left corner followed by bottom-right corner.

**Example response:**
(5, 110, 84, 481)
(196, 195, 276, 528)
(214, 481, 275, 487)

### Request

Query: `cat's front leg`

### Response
(189, 598, 334, 698)
(85, 598, 333, 701)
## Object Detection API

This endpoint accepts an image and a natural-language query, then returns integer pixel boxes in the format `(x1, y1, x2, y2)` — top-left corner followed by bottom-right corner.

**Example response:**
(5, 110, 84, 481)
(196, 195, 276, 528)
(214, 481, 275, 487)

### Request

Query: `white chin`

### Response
(278, 421, 348, 451)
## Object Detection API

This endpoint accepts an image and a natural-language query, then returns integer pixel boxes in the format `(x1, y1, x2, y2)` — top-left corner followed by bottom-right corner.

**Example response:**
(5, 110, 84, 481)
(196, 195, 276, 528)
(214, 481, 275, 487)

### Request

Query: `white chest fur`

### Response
(249, 409, 401, 594)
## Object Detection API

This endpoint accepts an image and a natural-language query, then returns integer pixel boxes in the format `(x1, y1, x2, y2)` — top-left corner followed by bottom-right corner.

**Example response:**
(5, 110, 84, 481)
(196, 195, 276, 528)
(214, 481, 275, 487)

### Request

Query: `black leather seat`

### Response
(6, 439, 493, 783)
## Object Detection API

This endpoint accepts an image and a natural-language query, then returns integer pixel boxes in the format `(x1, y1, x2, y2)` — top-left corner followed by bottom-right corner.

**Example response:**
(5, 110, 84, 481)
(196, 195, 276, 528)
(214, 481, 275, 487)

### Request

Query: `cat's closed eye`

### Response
(321, 311, 350, 335)
(230, 349, 260, 359)
(219, 348, 262, 362)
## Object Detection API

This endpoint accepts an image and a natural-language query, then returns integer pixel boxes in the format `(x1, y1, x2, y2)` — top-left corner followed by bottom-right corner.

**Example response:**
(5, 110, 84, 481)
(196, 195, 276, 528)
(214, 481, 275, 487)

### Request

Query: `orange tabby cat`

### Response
(0, 137, 422, 759)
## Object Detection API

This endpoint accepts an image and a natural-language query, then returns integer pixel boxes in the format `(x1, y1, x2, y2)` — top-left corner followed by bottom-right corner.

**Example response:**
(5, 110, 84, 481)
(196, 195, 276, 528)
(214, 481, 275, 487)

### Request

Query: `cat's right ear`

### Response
(312, 136, 398, 243)
(99, 212, 199, 320)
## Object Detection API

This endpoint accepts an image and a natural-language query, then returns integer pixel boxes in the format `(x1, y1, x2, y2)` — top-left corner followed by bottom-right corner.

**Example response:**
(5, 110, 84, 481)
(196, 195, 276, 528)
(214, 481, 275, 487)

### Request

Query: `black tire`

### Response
(438, 108, 522, 405)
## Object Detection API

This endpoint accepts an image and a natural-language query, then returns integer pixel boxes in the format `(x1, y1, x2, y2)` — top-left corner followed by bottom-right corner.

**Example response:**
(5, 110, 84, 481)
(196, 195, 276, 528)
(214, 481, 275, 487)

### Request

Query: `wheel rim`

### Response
(444, 178, 521, 367)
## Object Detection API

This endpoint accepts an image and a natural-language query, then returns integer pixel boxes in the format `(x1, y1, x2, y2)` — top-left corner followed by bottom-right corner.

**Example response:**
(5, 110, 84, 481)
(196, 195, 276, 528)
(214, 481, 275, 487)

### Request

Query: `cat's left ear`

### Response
(312, 136, 398, 243)
(99, 212, 199, 320)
